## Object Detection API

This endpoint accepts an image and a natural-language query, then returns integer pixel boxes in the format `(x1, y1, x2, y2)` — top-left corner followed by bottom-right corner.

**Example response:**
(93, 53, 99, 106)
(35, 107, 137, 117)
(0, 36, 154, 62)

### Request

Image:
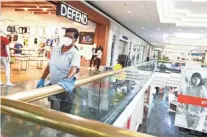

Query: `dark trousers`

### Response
(96, 58, 101, 70)
(48, 89, 76, 113)
(90, 55, 96, 67)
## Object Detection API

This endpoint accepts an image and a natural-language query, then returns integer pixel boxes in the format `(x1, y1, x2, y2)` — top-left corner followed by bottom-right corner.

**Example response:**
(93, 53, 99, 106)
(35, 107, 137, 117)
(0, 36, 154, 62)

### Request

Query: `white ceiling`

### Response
(90, 0, 207, 51)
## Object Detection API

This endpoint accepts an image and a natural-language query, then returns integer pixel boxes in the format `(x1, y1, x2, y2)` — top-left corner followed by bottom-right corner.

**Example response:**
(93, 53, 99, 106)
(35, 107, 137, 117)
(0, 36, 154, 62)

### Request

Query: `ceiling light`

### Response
(151, 42, 159, 45)
(150, 35, 152, 37)
(43, 8, 47, 11)
(31, 12, 34, 14)
(36, 5, 39, 8)
(175, 33, 205, 39)
(192, 0, 207, 2)
(73, 22, 81, 26)
(128, 11, 132, 14)
(157, 0, 207, 28)
(178, 29, 181, 31)
(24, 8, 28, 11)
(48, 12, 51, 15)
(142, 28, 145, 30)
(157, 28, 160, 30)
(201, 30, 204, 32)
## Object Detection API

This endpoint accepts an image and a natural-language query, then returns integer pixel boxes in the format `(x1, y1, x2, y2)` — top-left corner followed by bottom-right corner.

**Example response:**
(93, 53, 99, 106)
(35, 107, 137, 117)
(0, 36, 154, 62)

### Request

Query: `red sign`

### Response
(127, 117, 131, 129)
(178, 94, 207, 107)
(123, 116, 131, 129)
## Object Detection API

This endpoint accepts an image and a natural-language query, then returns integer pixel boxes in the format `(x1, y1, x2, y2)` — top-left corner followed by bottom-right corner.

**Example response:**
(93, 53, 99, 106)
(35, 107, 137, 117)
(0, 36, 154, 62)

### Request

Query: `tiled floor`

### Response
(138, 88, 207, 137)
(1, 61, 48, 83)
(1, 61, 98, 83)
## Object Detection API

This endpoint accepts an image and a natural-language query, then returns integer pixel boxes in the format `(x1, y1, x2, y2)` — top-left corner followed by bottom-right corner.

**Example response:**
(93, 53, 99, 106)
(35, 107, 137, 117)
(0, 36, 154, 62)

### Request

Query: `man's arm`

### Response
(41, 65, 50, 79)
(5, 45, 10, 60)
(36, 64, 50, 88)
(4, 37, 11, 61)
(67, 66, 78, 78)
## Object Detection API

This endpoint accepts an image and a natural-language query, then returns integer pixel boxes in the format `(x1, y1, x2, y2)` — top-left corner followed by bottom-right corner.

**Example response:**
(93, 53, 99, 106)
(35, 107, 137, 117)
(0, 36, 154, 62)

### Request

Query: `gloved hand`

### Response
(58, 77, 76, 93)
(36, 79, 45, 88)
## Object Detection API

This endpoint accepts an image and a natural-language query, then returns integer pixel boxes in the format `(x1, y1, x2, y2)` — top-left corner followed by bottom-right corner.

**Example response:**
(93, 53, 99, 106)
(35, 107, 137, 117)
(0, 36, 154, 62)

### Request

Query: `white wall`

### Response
(113, 75, 153, 130)
(107, 21, 151, 66)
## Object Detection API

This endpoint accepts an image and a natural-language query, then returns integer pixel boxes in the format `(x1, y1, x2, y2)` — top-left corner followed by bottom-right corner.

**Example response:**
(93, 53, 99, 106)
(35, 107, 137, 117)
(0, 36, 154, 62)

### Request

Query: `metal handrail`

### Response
(4, 61, 154, 102)
(1, 98, 155, 137)
(1, 61, 155, 137)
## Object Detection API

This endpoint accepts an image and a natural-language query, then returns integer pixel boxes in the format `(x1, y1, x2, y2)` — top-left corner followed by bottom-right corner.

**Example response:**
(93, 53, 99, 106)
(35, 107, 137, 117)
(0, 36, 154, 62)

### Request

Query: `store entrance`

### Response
(119, 40, 128, 55)
(142, 46, 146, 62)
(132, 45, 140, 65)
(117, 40, 130, 67)
(110, 35, 116, 66)
(1, 1, 97, 83)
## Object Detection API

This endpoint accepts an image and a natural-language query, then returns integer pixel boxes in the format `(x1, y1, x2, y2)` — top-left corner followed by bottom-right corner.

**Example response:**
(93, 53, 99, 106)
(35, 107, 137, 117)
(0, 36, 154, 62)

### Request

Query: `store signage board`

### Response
(56, 2, 88, 25)
(119, 34, 129, 42)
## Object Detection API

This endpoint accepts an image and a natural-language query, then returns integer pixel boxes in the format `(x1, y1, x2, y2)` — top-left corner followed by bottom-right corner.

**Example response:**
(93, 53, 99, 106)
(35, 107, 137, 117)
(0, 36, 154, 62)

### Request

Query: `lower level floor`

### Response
(138, 87, 207, 137)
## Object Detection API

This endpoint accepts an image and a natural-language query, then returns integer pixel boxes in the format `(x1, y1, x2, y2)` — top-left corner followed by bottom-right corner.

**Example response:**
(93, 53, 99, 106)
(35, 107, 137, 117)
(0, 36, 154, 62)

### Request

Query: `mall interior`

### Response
(1, 1, 207, 137)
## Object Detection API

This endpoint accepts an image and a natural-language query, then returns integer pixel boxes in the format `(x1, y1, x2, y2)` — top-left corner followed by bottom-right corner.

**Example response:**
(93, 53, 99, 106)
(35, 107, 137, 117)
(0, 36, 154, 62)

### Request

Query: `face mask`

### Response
(60, 37, 72, 47)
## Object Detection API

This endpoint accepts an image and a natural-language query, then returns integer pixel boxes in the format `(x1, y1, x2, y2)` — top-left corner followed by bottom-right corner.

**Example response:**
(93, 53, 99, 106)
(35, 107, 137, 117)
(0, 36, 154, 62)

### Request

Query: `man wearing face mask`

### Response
(36, 28, 80, 93)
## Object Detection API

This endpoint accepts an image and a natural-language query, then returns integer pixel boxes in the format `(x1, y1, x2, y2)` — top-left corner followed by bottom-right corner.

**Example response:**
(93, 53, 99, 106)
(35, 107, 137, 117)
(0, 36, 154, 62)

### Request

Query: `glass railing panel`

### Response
(156, 60, 185, 73)
(1, 114, 76, 137)
(30, 61, 155, 124)
(201, 63, 207, 68)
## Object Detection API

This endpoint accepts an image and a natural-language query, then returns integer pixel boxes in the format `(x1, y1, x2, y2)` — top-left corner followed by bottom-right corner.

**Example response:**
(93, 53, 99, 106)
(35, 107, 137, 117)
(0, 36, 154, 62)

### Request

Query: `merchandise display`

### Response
(1, 1, 97, 75)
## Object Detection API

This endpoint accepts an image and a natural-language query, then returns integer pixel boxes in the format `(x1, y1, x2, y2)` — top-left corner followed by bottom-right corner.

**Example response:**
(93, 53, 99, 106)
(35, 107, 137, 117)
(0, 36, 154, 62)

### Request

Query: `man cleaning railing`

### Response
(36, 28, 80, 93)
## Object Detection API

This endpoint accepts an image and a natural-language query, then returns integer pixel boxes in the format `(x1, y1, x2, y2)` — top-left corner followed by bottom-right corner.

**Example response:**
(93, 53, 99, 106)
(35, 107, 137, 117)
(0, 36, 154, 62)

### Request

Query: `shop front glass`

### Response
(1, 2, 97, 83)
(110, 35, 116, 66)
(118, 40, 128, 55)
(142, 46, 146, 62)
(132, 45, 140, 65)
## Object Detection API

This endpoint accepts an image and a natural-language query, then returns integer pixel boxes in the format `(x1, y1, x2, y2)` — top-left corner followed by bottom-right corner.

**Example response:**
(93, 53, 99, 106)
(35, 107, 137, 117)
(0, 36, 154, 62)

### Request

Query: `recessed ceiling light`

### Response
(36, 5, 39, 8)
(201, 30, 204, 32)
(48, 12, 51, 15)
(43, 8, 47, 11)
(128, 11, 132, 14)
(24, 8, 28, 11)
(142, 28, 145, 30)
(175, 33, 205, 39)
(178, 29, 181, 31)
(157, 28, 160, 30)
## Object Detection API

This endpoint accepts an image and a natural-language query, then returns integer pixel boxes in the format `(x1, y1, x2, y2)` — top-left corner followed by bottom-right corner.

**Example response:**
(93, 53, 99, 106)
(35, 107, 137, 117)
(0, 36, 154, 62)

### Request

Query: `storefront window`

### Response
(131, 45, 140, 65)
(110, 35, 116, 66)
(119, 40, 128, 55)
(2, 2, 97, 61)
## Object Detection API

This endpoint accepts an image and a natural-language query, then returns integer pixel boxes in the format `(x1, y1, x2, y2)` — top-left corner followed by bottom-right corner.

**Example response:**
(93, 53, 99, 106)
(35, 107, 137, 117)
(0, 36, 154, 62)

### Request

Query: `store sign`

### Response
(56, 2, 88, 25)
(119, 34, 129, 42)
(122, 36, 128, 40)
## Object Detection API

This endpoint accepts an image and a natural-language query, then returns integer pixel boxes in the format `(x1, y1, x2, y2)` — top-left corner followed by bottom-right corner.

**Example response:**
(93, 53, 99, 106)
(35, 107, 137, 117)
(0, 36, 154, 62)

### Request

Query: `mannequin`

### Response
(1, 30, 14, 86)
